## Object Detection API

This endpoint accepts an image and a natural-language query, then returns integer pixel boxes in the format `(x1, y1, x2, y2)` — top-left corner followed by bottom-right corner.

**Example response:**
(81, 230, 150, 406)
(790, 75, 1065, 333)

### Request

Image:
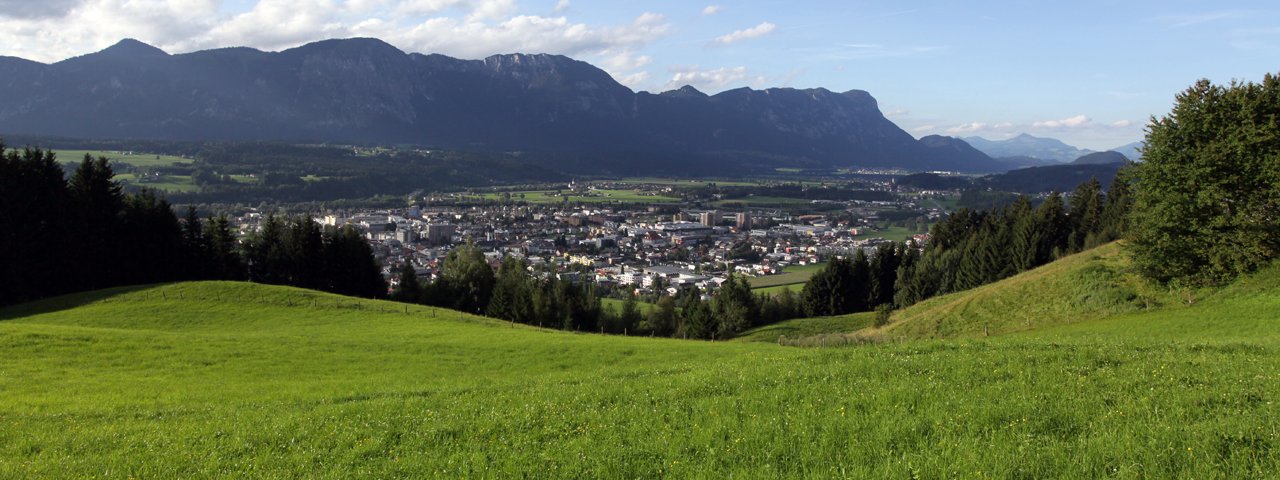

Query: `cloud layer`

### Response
(0, 0, 670, 90)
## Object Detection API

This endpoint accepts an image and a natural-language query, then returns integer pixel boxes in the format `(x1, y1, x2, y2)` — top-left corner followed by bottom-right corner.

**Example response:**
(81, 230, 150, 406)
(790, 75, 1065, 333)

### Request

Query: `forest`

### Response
(0, 145, 386, 307)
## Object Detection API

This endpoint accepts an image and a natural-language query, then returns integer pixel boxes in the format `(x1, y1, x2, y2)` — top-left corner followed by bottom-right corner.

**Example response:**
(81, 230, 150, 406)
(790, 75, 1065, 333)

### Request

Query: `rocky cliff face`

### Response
(0, 38, 1003, 172)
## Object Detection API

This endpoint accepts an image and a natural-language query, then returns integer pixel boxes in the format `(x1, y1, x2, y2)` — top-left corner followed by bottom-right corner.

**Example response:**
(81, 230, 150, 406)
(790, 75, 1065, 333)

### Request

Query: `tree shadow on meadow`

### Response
(0, 284, 168, 321)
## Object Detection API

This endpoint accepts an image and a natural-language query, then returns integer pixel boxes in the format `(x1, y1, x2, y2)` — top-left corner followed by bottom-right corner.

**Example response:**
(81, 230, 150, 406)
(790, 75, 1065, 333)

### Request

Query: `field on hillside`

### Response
(474, 189, 680, 204)
(749, 262, 826, 289)
(54, 150, 192, 168)
(2, 272, 1279, 477)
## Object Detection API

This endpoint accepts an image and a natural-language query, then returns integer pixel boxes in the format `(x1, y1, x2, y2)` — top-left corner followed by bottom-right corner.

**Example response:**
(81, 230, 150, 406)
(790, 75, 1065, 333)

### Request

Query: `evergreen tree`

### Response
(618, 291, 643, 334)
(0, 145, 71, 305)
(1096, 166, 1134, 246)
(393, 262, 422, 303)
(119, 189, 184, 285)
(487, 256, 531, 321)
(204, 214, 245, 280)
(245, 214, 286, 284)
(285, 216, 325, 289)
(1067, 177, 1104, 253)
(68, 154, 124, 290)
(180, 206, 210, 279)
(712, 273, 758, 337)
(322, 225, 386, 298)
(868, 243, 901, 307)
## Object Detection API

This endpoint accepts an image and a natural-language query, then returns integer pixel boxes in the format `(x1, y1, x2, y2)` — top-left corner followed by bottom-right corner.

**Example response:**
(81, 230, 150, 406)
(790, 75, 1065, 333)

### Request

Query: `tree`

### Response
(181, 206, 210, 279)
(1130, 75, 1280, 284)
(617, 291, 644, 334)
(642, 295, 678, 336)
(868, 243, 901, 308)
(0, 145, 71, 305)
(393, 262, 422, 303)
(1096, 166, 1134, 247)
(119, 189, 184, 285)
(244, 214, 287, 284)
(322, 225, 386, 298)
(712, 273, 758, 337)
(487, 256, 531, 321)
(440, 242, 495, 313)
(1067, 177, 1104, 253)
(204, 214, 245, 280)
(68, 154, 124, 290)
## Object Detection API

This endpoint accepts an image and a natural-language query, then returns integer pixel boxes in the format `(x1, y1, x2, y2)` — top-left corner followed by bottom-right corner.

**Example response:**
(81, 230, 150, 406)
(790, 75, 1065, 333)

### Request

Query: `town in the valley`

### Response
(227, 179, 946, 298)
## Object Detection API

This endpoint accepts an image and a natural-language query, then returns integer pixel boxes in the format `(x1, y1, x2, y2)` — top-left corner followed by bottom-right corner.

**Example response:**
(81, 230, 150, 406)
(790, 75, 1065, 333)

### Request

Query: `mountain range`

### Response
(0, 38, 1005, 174)
(963, 133, 1094, 163)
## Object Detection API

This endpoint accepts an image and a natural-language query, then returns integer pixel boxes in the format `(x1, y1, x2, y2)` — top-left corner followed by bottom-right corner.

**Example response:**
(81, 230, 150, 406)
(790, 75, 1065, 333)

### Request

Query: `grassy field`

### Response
(877, 242, 1186, 340)
(713, 195, 814, 207)
(748, 262, 826, 289)
(600, 297, 656, 316)
(854, 226, 926, 242)
(476, 189, 680, 204)
(618, 177, 759, 187)
(54, 150, 193, 168)
(2, 252, 1280, 476)
(735, 312, 874, 343)
(114, 173, 201, 192)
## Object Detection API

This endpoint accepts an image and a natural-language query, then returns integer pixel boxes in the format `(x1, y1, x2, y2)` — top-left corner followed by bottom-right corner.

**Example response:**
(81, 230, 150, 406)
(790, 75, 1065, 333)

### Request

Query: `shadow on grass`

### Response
(0, 283, 168, 321)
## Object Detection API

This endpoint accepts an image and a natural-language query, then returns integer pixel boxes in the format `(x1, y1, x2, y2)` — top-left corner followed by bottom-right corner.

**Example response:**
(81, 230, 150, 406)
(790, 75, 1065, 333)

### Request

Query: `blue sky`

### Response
(1, 0, 1277, 149)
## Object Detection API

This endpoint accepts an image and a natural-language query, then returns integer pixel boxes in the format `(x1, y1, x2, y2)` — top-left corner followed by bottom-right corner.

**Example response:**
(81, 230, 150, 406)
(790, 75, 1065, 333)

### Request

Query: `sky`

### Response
(0, 0, 1277, 150)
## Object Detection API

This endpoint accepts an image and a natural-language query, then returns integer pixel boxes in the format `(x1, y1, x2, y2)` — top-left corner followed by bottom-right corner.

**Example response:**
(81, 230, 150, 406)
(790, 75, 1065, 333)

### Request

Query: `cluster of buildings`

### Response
(233, 198, 932, 297)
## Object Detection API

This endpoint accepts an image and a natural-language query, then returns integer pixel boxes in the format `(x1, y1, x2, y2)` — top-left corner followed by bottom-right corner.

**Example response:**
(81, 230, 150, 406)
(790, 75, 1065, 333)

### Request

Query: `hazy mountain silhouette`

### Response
(0, 38, 1005, 173)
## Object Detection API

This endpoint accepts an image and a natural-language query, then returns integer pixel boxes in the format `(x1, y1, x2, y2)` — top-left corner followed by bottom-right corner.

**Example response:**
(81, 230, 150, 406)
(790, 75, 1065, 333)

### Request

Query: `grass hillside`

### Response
(879, 242, 1188, 340)
(2, 278, 1279, 477)
(735, 312, 874, 343)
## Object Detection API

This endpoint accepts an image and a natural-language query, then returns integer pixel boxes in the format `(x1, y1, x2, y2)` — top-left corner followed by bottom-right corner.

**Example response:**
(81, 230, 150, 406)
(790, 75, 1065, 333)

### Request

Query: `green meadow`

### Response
(475, 188, 680, 204)
(2, 244, 1279, 477)
(54, 150, 192, 168)
(748, 262, 826, 289)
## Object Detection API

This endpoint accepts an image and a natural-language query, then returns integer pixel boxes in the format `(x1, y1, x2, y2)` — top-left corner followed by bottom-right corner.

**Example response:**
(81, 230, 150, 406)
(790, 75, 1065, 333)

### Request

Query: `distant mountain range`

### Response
(1070, 151, 1128, 165)
(0, 38, 1006, 174)
(1109, 141, 1144, 161)
(963, 133, 1094, 163)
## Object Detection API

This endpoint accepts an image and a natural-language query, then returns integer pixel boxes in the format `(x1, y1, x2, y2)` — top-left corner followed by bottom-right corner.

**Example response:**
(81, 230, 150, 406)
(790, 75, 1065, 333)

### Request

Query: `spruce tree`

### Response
(393, 262, 422, 304)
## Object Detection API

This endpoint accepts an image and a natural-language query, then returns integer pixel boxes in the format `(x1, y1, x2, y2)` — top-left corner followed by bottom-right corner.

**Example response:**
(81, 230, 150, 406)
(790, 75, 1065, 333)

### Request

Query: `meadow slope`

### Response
(1, 275, 1278, 477)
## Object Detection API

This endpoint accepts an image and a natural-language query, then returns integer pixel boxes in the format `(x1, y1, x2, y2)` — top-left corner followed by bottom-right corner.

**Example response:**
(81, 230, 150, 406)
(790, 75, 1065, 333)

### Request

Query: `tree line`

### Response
(390, 243, 806, 339)
(0, 144, 385, 307)
(799, 175, 1134, 319)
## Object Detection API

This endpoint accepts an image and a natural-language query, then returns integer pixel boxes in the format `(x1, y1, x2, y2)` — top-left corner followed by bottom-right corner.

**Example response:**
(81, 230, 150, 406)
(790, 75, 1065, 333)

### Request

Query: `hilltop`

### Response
(2, 258, 1279, 476)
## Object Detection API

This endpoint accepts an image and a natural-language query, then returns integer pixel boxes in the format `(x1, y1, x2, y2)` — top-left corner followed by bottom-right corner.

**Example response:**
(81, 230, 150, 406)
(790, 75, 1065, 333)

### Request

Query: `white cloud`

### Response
(665, 65, 764, 92)
(0, 1, 670, 67)
(714, 21, 775, 45)
(945, 122, 989, 135)
(883, 108, 909, 118)
(701, 5, 721, 16)
(911, 125, 936, 134)
(1032, 114, 1092, 129)
(1109, 120, 1134, 128)
(553, 0, 569, 13)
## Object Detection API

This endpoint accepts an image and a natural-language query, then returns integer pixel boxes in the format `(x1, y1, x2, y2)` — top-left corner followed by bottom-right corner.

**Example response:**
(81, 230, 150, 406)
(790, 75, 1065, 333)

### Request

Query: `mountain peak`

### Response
(661, 85, 708, 98)
(99, 38, 168, 57)
(285, 37, 405, 57)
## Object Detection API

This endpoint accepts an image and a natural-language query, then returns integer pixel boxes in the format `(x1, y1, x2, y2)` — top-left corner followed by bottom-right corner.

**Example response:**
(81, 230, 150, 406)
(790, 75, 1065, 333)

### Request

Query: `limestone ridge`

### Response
(0, 38, 1003, 172)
